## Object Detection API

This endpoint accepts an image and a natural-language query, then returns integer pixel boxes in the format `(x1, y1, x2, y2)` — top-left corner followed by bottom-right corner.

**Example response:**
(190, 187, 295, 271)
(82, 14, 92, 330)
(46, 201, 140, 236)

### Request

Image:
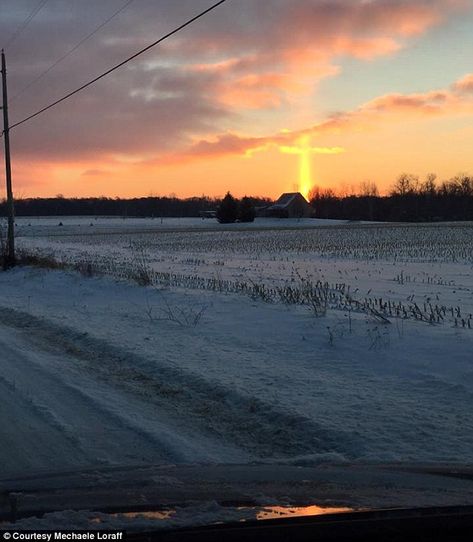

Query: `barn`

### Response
(263, 192, 313, 218)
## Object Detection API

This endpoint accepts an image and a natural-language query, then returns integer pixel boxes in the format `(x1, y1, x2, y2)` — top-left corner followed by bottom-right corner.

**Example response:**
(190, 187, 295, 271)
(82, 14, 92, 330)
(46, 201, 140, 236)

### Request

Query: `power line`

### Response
(8, 0, 228, 133)
(3, 0, 49, 50)
(10, 0, 135, 104)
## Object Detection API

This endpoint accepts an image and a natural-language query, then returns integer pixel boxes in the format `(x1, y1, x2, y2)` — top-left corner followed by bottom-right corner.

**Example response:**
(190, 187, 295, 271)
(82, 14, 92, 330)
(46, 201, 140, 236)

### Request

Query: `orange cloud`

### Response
(175, 1, 467, 113)
(453, 74, 473, 94)
(218, 73, 295, 109)
(154, 72, 473, 166)
(361, 91, 452, 115)
(330, 36, 401, 59)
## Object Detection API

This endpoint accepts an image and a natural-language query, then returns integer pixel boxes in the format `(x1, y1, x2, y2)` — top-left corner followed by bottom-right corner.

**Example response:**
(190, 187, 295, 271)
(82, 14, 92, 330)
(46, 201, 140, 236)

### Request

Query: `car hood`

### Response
(2, 462, 473, 528)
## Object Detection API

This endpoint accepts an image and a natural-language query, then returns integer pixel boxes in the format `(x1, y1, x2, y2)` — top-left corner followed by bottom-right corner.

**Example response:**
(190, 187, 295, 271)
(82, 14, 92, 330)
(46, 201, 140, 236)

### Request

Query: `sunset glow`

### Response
(279, 137, 344, 199)
(1, 0, 472, 199)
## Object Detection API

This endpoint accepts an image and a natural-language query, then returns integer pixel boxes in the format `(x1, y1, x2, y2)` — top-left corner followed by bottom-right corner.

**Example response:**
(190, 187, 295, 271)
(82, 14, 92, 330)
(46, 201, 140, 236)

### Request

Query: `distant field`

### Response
(15, 217, 473, 326)
(13, 216, 346, 236)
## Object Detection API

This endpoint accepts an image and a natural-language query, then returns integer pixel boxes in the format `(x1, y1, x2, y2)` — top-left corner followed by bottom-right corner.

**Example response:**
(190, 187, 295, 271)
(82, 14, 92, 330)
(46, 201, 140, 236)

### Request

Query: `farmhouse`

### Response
(262, 192, 313, 218)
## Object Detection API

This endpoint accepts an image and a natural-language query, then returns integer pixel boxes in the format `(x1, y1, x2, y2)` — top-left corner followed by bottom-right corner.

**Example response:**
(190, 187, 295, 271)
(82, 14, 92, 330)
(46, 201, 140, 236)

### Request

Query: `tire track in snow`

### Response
(0, 306, 364, 461)
(0, 376, 90, 475)
(0, 320, 251, 478)
(0, 329, 191, 479)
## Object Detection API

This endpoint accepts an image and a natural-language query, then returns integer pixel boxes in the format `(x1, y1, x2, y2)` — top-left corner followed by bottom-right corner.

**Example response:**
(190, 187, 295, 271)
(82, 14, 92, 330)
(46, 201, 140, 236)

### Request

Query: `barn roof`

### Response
(269, 192, 307, 209)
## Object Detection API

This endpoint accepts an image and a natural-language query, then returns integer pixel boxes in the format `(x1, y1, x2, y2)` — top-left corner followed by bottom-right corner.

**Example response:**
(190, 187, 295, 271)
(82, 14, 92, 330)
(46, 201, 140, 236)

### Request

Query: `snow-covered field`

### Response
(14, 215, 345, 236)
(1, 217, 473, 479)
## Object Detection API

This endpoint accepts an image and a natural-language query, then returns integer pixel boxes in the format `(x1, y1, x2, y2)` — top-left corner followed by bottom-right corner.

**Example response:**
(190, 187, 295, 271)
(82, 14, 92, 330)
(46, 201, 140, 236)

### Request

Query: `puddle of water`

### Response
(110, 504, 352, 522)
(254, 505, 353, 520)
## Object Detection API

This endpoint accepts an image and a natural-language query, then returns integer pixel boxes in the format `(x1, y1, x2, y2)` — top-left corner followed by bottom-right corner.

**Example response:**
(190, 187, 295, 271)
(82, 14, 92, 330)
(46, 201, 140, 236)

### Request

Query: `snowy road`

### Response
(0, 313, 246, 478)
(0, 324, 181, 475)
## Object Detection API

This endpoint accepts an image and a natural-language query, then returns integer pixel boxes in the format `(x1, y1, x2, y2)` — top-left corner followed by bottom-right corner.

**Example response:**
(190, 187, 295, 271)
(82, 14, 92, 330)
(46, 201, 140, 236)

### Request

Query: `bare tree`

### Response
(359, 181, 379, 197)
(390, 173, 419, 196)
(419, 173, 437, 196)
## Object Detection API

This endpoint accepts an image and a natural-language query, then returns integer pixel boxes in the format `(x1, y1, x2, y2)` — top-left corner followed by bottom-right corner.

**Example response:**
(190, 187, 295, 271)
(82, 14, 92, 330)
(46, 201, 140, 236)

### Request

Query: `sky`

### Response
(1, 0, 473, 199)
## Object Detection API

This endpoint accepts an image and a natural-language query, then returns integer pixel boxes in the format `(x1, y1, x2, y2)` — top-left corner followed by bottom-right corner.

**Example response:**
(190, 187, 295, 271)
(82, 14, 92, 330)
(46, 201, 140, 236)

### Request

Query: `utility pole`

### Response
(1, 49, 15, 267)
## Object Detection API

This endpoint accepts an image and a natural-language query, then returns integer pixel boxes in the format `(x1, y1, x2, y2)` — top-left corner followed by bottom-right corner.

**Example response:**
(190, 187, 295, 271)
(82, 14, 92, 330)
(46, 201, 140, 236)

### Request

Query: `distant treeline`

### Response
(1, 173, 473, 221)
(310, 173, 473, 222)
(0, 195, 271, 218)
